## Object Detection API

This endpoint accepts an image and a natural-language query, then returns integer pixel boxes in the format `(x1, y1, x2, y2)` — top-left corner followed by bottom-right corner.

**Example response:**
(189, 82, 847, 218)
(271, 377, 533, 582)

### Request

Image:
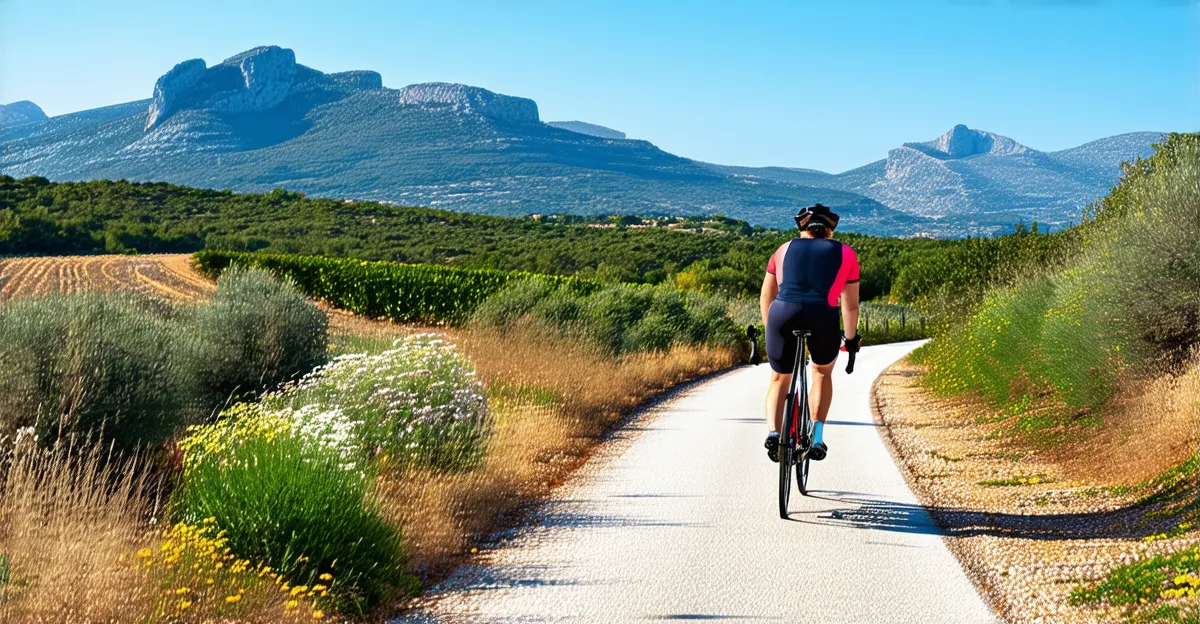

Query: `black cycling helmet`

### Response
(794, 203, 840, 231)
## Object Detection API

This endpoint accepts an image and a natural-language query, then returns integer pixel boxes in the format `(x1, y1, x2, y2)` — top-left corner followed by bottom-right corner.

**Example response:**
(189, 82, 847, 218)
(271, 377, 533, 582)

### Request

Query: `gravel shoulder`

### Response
(872, 359, 1199, 624)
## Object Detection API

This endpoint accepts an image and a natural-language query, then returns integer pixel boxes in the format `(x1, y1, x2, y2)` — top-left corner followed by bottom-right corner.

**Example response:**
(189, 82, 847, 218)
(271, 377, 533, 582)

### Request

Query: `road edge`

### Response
(869, 358, 1009, 624)
(391, 364, 751, 619)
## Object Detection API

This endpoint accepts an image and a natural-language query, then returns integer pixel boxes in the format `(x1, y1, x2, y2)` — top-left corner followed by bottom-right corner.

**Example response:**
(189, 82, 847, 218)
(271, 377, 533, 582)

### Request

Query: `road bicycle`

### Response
(778, 330, 856, 519)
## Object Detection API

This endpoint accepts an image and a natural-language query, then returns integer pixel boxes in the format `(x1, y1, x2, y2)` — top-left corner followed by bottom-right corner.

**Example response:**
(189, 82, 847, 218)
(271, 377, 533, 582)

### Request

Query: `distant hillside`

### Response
(0, 175, 982, 299)
(0, 46, 1165, 236)
(709, 124, 1164, 231)
(0, 46, 915, 236)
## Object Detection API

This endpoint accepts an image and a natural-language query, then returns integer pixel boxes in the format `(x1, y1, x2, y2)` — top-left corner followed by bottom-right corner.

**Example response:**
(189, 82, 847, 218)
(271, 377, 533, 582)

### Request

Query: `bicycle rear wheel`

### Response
(795, 350, 813, 496)
(778, 395, 795, 519)
(797, 454, 810, 495)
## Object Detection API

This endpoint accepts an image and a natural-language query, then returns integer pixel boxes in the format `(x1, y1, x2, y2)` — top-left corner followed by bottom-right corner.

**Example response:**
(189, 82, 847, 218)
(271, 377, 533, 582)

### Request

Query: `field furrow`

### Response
(0, 255, 215, 304)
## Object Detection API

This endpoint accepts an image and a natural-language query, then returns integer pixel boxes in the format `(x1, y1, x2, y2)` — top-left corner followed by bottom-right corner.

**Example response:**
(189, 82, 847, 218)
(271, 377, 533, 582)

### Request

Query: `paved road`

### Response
(399, 342, 997, 623)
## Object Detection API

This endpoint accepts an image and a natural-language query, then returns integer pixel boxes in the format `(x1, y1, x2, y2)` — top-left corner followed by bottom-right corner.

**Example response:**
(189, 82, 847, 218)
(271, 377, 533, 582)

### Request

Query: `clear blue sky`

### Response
(2, 0, 1196, 172)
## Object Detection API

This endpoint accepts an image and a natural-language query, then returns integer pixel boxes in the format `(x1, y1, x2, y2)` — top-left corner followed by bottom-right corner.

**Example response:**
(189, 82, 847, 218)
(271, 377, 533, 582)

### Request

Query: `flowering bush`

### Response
(130, 518, 338, 622)
(179, 403, 363, 474)
(173, 434, 411, 613)
(267, 334, 491, 471)
(182, 334, 490, 472)
(173, 334, 484, 611)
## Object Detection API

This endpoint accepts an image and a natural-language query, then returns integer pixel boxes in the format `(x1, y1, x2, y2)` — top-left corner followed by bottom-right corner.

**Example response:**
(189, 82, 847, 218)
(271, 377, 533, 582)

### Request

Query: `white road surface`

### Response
(398, 341, 998, 623)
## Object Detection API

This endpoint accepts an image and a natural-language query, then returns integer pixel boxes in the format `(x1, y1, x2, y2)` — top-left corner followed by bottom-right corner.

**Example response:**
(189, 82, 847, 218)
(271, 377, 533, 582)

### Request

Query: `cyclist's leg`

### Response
(806, 307, 842, 424)
(765, 370, 789, 433)
(809, 360, 836, 423)
(764, 300, 800, 432)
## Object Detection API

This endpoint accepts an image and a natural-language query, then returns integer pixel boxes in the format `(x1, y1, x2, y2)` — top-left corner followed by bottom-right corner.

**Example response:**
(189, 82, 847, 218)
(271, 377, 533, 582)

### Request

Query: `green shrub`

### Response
(470, 279, 558, 327)
(918, 133, 1199, 419)
(1086, 133, 1200, 367)
(474, 281, 740, 355)
(194, 250, 598, 325)
(173, 433, 411, 613)
(0, 294, 182, 450)
(184, 266, 328, 405)
(0, 269, 332, 452)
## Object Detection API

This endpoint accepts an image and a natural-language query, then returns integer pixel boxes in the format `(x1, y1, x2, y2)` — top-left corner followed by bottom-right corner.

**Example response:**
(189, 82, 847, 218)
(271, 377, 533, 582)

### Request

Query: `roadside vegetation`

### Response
(909, 133, 1200, 622)
(0, 253, 738, 621)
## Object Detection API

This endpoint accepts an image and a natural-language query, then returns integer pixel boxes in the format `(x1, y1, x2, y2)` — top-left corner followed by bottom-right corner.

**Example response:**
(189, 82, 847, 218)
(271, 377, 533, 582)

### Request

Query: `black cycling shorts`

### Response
(765, 299, 841, 373)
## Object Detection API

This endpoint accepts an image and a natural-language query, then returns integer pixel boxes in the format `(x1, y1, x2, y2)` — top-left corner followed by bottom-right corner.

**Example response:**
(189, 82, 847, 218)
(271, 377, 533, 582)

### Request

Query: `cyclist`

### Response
(761, 204, 861, 463)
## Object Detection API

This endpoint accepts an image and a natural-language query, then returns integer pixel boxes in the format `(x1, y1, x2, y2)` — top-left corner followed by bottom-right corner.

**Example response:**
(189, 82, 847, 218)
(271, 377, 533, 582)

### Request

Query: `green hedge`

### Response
(194, 250, 601, 325)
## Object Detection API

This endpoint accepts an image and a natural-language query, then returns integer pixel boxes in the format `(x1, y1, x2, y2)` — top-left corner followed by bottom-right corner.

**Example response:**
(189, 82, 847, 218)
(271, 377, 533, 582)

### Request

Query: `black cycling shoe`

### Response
(765, 432, 780, 463)
(808, 441, 828, 461)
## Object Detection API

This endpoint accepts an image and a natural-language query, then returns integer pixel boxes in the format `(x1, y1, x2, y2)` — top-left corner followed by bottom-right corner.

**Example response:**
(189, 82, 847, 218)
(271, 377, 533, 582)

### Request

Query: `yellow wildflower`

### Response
(312, 610, 325, 620)
(285, 600, 299, 611)
(225, 595, 242, 604)
(318, 573, 333, 582)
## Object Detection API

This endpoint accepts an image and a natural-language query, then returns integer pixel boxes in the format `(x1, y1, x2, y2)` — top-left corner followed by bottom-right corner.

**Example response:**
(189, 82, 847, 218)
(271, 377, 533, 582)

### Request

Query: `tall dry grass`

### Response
(1061, 362, 1200, 485)
(0, 442, 157, 623)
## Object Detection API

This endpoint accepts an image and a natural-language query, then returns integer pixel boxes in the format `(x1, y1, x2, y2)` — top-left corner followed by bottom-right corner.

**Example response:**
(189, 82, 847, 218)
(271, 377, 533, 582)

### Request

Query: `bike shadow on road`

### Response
(784, 491, 1191, 541)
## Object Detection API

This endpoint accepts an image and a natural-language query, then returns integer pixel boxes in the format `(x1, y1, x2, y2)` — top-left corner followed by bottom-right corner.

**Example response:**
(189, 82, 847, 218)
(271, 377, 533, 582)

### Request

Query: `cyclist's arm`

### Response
(841, 282, 860, 339)
(760, 272, 778, 328)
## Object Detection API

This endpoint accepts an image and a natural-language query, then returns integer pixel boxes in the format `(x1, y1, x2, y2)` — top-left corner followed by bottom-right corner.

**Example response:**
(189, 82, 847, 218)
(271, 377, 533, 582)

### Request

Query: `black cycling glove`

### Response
(843, 334, 862, 354)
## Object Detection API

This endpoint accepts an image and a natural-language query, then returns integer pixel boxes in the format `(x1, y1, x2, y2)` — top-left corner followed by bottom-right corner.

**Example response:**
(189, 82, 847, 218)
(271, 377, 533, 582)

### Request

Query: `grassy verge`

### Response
(905, 134, 1199, 622)
(1070, 548, 1199, 622)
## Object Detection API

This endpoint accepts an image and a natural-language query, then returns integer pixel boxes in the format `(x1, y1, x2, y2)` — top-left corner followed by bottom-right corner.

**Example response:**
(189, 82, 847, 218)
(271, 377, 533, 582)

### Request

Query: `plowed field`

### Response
(0, 254, 215, 303)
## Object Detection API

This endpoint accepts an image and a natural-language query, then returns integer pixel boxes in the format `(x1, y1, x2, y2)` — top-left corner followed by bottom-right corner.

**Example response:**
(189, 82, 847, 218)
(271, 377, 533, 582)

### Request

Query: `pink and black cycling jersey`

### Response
(766, 238, 860, 307)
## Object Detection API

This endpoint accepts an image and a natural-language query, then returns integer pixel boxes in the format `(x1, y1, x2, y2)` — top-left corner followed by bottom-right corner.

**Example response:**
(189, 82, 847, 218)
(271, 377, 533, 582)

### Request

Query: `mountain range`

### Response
(0, 46, 1164, 237)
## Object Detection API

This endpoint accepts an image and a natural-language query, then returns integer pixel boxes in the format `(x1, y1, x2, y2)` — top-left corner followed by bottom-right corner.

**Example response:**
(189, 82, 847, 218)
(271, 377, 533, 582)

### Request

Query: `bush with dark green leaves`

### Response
(194, 250, 597, 325)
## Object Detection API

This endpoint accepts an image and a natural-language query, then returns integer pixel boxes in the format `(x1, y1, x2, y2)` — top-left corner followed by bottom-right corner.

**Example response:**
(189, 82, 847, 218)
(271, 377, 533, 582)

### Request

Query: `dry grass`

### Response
(0, 443, 158, 623)
(1059, 364, 1200, 485)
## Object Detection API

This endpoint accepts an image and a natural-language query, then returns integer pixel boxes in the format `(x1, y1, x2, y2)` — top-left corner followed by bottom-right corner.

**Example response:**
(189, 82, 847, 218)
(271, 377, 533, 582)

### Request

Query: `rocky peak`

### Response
(905, 124, 1028, 160)
(145, 45, 382, 129)
(0, 101, 48, 127)
(395, 83, 539, 124)
(547, 120, 626, 140)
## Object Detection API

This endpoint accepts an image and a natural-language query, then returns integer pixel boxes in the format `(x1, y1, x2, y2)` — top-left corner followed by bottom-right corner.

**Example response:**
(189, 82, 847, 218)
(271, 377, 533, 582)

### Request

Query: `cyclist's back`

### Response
(769, 236, 858, 307)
